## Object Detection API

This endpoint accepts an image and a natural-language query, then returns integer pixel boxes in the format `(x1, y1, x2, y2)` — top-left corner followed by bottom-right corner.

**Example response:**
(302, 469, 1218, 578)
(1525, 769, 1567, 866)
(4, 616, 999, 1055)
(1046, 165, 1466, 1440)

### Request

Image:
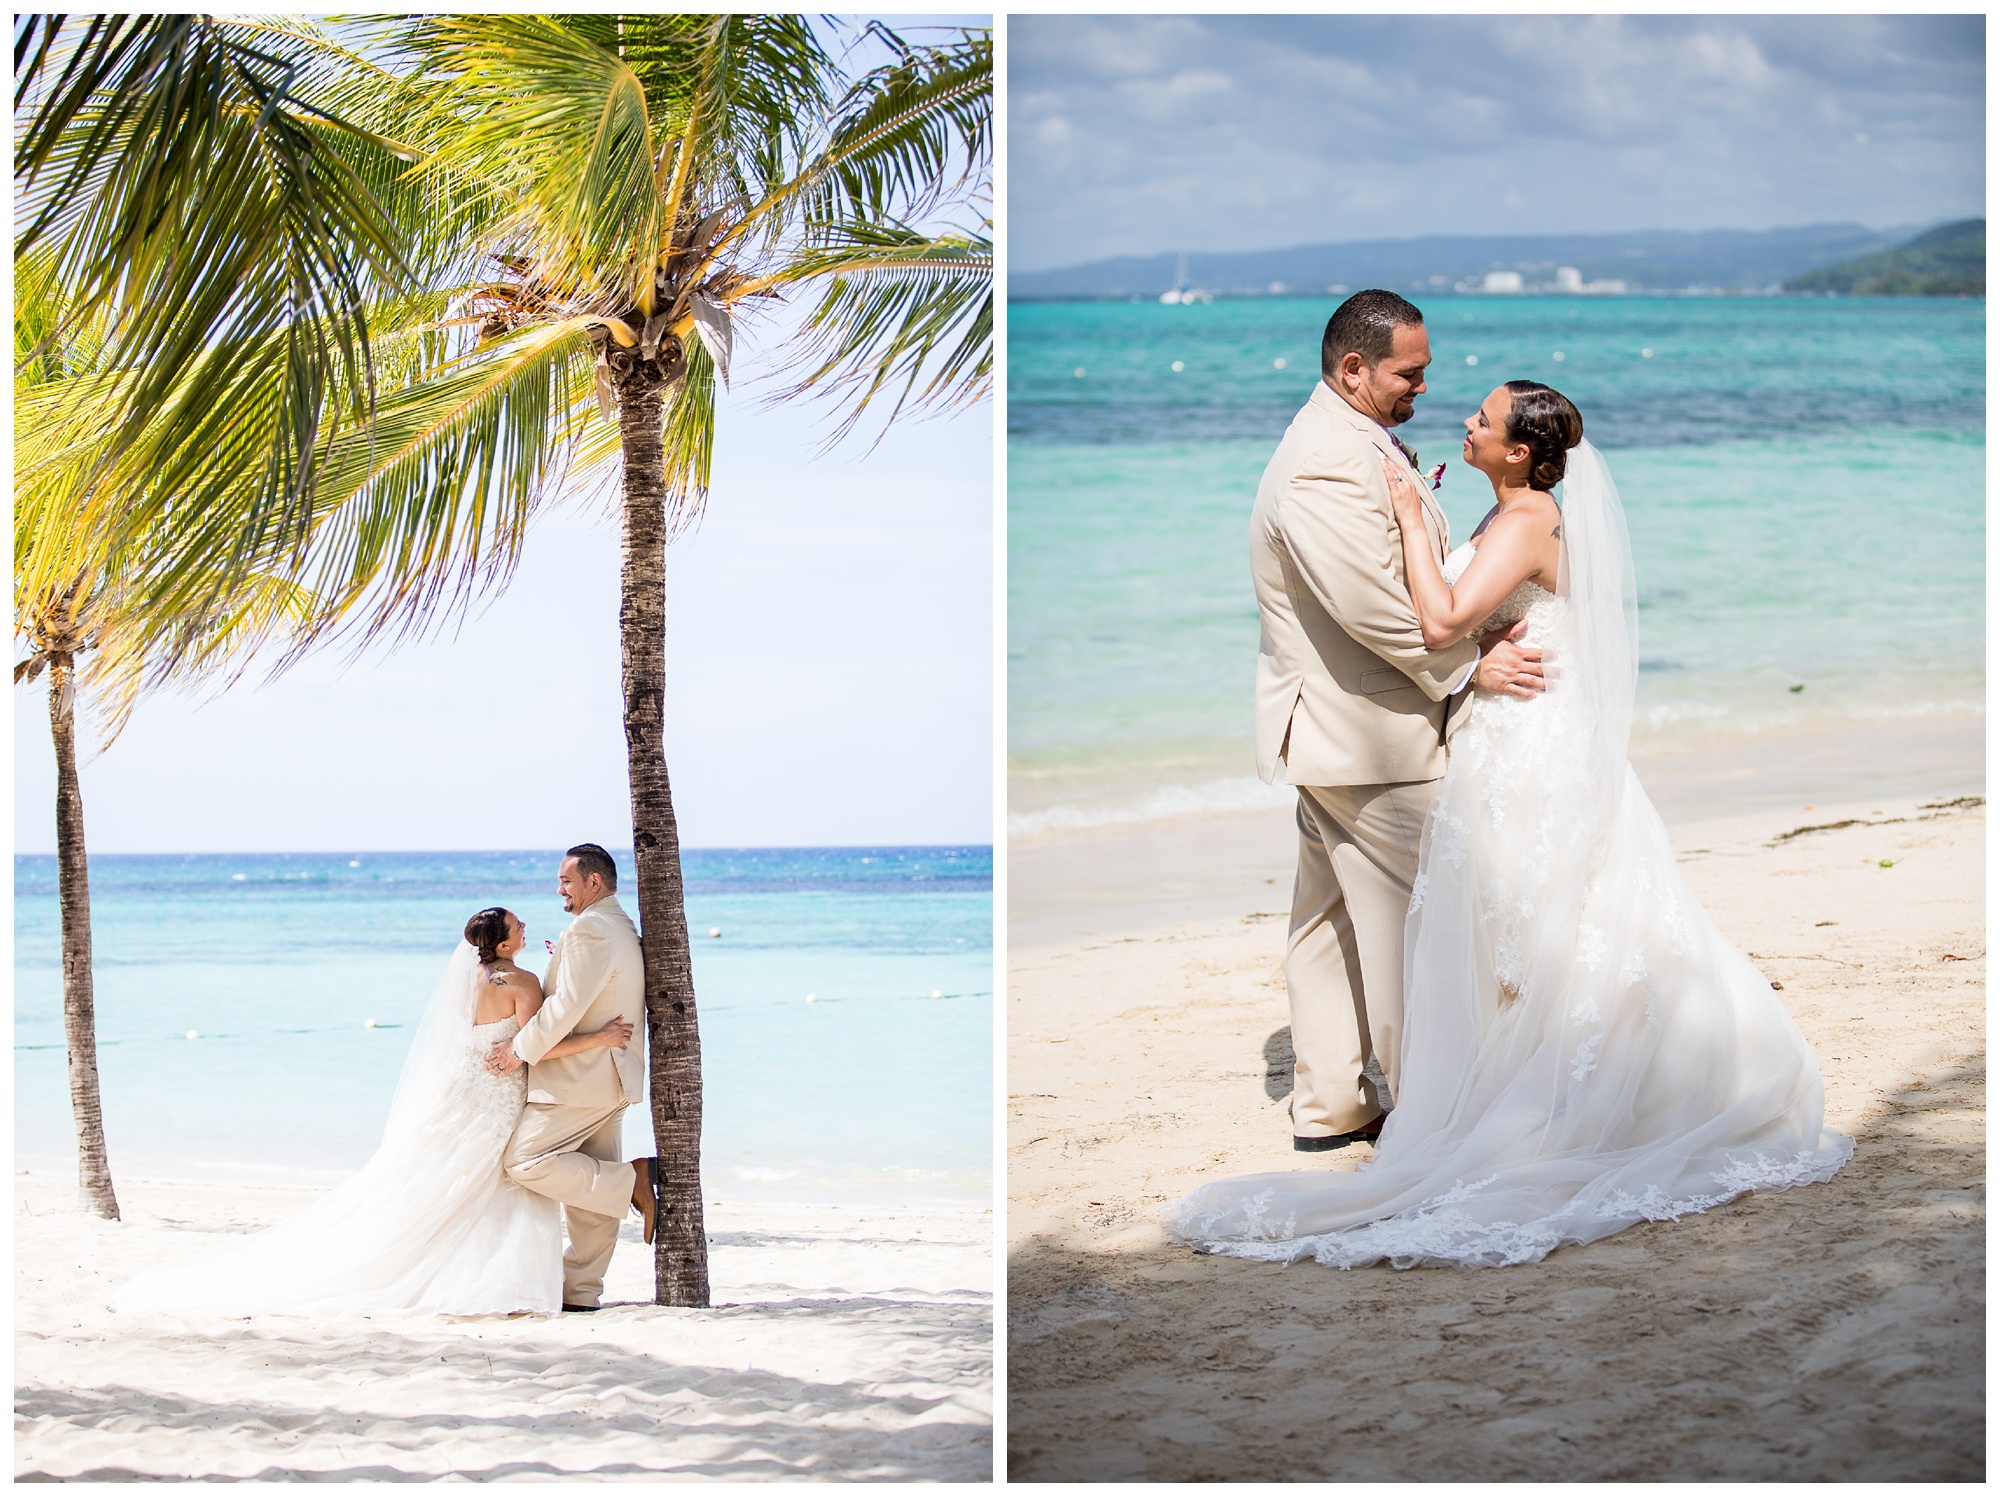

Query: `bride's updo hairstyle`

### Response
(465, 907, 513, 966)
(1502, 381, 1585, 490)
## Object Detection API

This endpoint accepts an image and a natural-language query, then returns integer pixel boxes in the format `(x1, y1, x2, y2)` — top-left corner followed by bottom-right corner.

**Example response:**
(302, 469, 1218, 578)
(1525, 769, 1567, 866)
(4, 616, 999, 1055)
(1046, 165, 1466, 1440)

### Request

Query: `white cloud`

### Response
(1010, 14, 1985, 270)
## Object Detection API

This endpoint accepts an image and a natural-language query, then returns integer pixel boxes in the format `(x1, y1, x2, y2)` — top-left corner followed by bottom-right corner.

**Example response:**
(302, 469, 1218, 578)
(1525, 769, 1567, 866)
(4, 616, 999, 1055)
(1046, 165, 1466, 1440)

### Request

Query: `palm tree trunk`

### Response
(612, 351, 710, 1307)
(48, 654, 120, 1220)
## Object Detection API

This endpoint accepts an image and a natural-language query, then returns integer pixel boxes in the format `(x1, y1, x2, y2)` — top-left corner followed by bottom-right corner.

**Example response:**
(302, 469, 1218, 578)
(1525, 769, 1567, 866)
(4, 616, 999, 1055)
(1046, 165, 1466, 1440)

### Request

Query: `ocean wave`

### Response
(1010, 776, 1295, 836)
(1637, 696, 1984, 734)
(1018, 696, 1987, 837)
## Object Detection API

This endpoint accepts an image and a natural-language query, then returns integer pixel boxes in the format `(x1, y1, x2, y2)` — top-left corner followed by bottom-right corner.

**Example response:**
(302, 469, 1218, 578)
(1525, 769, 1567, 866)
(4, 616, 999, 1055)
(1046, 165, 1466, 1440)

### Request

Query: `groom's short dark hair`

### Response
(1322, 290, 1425, 377)
(565, 843, 618, 890)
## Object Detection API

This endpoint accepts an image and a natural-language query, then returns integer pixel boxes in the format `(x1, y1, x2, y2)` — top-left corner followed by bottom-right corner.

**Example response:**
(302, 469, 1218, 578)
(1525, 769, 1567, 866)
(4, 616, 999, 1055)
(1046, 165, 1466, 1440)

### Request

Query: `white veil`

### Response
(1554, 438, 1640, 832)
(379, 941, 485, 1156)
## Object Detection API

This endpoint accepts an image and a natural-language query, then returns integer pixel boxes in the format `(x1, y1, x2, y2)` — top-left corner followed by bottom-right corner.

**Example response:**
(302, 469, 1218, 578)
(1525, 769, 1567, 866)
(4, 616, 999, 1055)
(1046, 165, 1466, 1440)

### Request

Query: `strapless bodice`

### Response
(1444, 542, 1561, 640)
(461, 1015, 526, 1118)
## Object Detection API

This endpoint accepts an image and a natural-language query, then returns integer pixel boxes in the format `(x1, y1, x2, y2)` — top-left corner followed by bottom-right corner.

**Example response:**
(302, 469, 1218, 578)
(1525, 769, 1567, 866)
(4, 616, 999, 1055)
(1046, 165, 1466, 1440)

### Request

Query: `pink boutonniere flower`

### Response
(544, 939, 556, 955)
(1426, 463, 1446, 491)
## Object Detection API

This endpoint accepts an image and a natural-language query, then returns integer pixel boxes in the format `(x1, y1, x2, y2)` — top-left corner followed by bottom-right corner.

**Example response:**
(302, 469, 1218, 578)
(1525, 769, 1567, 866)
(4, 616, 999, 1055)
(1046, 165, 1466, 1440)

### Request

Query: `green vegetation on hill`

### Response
(1785, 219, 1983, 297)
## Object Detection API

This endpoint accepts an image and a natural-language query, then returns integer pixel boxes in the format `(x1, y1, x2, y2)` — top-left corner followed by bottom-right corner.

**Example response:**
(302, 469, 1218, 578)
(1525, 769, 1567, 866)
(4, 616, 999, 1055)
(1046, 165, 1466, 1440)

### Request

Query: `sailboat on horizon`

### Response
(1159, 251, 1213, 305)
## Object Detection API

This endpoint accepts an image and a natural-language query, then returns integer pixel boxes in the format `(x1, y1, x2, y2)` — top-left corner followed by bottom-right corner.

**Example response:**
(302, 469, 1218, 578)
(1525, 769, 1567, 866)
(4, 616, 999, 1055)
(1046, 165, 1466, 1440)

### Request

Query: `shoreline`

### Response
(1007, 786, 1984, 1479)
(17, 1174, 993, 1481)
(12, 1154, 993, 1213)
(1009, 706, 1983, 837)
(1011, 713, 1983, 944)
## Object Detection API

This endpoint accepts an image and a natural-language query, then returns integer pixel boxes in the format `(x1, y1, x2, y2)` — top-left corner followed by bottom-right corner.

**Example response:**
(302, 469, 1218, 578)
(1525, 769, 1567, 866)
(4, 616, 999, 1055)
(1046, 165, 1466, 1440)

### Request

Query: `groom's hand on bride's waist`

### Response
(484, 1038, 526, 1075)
(1476, 620, 1546, 699)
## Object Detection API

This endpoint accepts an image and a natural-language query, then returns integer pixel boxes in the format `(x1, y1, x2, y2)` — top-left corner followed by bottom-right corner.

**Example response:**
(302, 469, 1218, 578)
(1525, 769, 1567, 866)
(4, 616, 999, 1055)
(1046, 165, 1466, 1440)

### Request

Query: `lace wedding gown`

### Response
(118, 949, 562, 1317)
(1169, 444, 1852, 1269)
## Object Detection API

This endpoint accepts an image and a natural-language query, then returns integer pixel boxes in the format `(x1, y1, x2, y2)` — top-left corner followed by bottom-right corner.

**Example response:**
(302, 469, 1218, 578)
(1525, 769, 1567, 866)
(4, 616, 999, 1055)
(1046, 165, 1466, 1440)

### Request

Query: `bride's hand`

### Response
(595, 1015, 636, 1050)
(1380, 453, 1423, 517)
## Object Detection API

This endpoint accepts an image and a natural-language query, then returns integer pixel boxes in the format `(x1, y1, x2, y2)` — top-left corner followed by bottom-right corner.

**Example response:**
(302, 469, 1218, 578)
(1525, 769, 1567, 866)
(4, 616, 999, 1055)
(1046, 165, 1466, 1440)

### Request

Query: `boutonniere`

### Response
(1425, 463, 1446, 491)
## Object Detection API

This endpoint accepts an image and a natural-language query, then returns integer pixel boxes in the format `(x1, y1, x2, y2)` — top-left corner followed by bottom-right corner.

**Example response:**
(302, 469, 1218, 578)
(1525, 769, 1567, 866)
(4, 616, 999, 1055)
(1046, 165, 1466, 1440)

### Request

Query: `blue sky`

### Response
(14, 14, 995, 854)
(15, 380, 991, 853)
(1010, 14, 1986, 271)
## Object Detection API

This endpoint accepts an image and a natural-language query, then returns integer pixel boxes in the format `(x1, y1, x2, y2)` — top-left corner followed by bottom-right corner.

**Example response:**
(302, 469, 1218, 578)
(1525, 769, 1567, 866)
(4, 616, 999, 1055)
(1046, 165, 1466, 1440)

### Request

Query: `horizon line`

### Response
(1013, 215, 1982, 278)
(13, 841, 994, 859)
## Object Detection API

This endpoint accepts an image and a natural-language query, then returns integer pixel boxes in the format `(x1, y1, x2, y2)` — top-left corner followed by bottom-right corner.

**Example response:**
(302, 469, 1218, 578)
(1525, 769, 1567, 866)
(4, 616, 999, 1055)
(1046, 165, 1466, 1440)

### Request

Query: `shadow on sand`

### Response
(18, 1295, 991, 1482)
(1009, 1053, 1985, 1482)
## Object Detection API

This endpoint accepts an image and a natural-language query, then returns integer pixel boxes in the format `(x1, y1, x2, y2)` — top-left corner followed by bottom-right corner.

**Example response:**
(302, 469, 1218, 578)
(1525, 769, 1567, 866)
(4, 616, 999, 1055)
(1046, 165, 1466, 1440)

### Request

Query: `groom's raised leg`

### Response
(503, 1104, 636, 1219)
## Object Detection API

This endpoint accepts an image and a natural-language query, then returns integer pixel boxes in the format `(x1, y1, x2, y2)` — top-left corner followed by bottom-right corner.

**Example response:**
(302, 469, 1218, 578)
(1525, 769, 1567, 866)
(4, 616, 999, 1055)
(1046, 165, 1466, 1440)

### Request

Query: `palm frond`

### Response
(762, 219, 993, 442)
(639, 14, 834, 253)
(77, 563, 322, 749)
(659, 329, 717, 529)
(806, 26, 991, 229)
(386, 15, 664, 311)
(14, 254, 330, 752)
(276, 318, 613, 653)
(16, 15, 415, 524)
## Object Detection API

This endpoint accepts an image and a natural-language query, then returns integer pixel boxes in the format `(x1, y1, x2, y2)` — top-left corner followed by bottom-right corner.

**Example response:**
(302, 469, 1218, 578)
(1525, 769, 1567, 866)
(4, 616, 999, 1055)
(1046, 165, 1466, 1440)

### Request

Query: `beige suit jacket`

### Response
(515, 895, 645, 1108)
(1251, 381, 1480, 788)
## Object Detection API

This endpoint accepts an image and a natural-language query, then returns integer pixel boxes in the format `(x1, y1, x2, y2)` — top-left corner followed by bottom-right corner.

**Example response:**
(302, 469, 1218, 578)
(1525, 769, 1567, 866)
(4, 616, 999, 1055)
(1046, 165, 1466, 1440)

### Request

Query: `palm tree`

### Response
(348, 15, 991, 1307)
(15, 258, 317, 1219)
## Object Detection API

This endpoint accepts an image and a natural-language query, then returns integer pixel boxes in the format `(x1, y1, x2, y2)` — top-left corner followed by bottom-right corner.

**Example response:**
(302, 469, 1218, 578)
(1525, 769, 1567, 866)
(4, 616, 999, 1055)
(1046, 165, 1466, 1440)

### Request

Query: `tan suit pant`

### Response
(502, 1102, 636, 1308)
(1287, 779, 1438, 1136)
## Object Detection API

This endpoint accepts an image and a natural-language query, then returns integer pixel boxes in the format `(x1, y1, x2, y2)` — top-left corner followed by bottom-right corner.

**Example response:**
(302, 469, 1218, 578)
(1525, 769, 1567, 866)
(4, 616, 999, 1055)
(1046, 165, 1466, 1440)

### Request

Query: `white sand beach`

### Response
(1007, 767, 1983, 1481)
(16, 1180, 991, 1481)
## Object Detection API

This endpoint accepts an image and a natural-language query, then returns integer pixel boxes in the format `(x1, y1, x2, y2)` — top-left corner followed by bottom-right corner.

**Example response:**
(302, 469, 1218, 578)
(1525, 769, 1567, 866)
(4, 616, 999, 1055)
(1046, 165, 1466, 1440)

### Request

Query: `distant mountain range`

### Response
(1009, 223, 1962, 301)
(1784, 219, 1983, 296)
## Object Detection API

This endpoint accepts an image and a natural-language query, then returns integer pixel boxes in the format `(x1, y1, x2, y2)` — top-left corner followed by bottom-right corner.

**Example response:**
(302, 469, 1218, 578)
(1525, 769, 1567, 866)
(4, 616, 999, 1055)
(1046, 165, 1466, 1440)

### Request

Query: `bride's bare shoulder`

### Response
(1485, 493, 1561, 540)
(1477, 497, 1564, 590)
(485, 963, 544, 998)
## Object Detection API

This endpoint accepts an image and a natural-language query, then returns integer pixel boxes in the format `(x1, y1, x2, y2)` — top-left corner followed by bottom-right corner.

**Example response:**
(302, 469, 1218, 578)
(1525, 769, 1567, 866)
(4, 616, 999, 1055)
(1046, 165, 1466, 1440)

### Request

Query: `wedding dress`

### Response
(118, 944, 562, 1317)
(1169, 442, 1852, 1269)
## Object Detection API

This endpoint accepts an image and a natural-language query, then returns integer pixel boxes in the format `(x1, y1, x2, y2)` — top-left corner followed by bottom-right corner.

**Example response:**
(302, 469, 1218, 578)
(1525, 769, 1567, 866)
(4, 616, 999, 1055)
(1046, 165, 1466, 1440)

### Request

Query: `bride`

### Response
(117, 908, 635, 1317)
(1169, 381, 1852, 1269)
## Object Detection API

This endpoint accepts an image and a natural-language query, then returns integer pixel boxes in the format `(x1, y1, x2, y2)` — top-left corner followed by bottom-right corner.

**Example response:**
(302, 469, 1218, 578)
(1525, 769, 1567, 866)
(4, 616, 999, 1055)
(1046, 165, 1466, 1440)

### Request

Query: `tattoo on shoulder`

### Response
(1551, 524, 1562, 539)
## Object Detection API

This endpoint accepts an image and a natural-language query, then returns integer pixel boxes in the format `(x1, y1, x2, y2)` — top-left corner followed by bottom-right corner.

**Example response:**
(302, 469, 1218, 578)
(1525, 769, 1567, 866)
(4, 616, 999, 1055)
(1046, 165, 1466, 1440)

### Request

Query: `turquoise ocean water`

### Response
(16, 846, 992, 1203)
(1010, 296, 1985, 830)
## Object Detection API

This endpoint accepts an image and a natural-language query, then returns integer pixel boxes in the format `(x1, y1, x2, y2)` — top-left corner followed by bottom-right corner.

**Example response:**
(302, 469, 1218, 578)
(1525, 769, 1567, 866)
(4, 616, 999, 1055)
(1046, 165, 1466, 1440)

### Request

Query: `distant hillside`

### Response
(1784, 219, 1983, 296)
(1011, 223, 1923, 300)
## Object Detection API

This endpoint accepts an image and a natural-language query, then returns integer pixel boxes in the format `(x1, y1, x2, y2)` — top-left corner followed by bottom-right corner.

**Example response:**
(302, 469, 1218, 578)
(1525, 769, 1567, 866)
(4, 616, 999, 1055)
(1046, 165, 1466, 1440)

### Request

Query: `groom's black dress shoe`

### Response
(1294, 1115, 1386, 1152)
(561, 1303, 599, 1313)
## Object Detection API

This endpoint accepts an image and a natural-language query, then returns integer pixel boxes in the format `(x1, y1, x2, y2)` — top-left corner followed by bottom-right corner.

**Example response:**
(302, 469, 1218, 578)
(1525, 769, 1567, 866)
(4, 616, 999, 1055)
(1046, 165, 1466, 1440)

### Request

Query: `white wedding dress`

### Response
(1169, 442, 1852, 1269)
(118, 945, 562, 1317)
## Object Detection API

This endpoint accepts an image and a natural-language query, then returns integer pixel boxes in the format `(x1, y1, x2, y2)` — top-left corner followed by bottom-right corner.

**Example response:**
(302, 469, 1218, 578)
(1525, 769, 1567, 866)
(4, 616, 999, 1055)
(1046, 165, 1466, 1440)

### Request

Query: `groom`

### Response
(1251, 290, 1545, 1151)
(485, 843, 658, 1310)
